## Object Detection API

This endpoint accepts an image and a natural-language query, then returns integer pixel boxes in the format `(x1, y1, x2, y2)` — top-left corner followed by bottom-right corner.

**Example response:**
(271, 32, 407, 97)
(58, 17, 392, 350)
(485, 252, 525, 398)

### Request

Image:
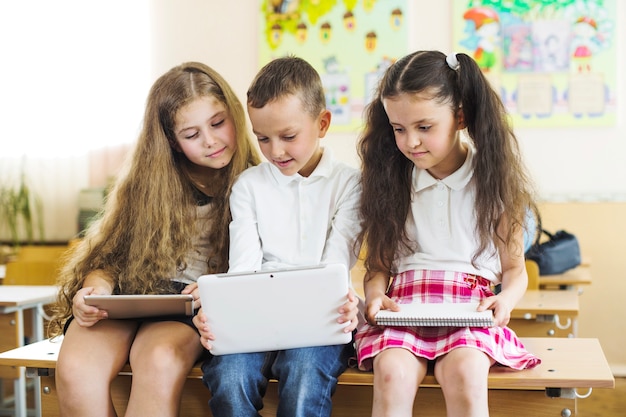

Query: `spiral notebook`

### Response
(374, 302, 494, 327)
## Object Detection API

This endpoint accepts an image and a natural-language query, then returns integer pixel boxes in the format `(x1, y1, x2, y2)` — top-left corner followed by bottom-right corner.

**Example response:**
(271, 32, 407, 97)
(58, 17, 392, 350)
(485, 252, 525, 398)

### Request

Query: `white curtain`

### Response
(0, 1, 150, 242)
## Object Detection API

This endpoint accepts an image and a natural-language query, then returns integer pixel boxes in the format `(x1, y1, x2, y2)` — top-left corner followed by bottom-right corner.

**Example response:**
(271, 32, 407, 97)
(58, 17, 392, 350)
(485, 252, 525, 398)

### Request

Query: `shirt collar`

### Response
(269, 146, 333, 185)
(413, 144, 474, 192)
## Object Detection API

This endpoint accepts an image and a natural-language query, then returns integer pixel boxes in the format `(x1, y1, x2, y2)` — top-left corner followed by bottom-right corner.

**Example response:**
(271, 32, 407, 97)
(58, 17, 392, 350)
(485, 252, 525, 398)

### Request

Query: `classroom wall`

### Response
(538, 202, 626, 375)
(151, 1, 626, 372)
(151, 0, 626, 202)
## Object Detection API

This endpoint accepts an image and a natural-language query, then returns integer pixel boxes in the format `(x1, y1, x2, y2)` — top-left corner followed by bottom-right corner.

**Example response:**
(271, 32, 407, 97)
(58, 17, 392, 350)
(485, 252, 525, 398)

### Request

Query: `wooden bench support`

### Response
(0, 337, 615, 417)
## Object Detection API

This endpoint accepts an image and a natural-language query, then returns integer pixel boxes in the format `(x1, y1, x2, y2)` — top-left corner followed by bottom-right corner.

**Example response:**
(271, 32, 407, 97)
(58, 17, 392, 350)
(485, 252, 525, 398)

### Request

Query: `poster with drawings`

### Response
(453, 0, 617, 127)
(258, 0, 408, 132)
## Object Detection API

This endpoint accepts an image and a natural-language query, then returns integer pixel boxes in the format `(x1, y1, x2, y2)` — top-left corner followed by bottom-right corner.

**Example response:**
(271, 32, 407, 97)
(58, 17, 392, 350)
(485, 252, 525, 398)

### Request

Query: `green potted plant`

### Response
(0, 171, 45, 251)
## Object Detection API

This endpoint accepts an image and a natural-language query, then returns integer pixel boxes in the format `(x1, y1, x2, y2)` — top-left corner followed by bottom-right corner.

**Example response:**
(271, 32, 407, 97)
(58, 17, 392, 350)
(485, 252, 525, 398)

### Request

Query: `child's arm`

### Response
(318, 172, 365, 329)
(72, 269, 114, 327)
(363, 271, 400, 325)
(321, 173, 361, 269)
(228, 176, 263, 272)
(478, 223, 528, 327)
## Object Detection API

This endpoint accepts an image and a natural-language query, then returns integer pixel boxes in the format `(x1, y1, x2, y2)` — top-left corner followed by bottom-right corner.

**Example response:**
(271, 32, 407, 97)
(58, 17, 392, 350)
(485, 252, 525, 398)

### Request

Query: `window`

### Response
(0, 1, 151, 157)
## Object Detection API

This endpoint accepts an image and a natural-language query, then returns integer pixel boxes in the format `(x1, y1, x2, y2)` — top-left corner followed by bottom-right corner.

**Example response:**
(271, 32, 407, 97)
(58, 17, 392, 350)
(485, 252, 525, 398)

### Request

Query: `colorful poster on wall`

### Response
(258, 0, 408, 132)
(452, 0, 617, 127)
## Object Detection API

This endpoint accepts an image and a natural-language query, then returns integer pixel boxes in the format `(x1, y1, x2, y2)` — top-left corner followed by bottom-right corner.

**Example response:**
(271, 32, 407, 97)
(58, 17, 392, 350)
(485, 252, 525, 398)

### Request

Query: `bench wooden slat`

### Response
(0, 337, 614, 390)
(0, 336, 615, 417)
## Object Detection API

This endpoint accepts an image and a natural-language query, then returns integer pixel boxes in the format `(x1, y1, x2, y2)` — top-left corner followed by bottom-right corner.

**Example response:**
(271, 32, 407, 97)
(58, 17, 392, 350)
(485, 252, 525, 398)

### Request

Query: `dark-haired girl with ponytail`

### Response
(355, 51, 540, 417)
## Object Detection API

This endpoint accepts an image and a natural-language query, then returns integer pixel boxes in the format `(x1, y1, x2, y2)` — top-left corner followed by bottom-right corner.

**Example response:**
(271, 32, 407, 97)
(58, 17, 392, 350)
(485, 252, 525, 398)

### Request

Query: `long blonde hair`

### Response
(50, 62, 260, 335)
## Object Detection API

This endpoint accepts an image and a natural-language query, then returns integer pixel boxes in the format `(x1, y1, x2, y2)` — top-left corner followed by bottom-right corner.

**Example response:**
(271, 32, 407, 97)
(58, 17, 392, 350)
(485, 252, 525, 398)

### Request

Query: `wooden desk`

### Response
(0, 285, 58, 417)
(510, 289, 580, 338)
(539, 263, 592, 290)
(0, 337, 614, 417)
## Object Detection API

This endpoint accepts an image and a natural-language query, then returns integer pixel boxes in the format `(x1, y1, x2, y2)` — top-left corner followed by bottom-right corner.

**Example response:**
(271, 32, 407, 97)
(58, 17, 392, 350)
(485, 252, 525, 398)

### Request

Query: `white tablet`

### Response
(83, 294, 195, 319)
(197, 263, 352, 356)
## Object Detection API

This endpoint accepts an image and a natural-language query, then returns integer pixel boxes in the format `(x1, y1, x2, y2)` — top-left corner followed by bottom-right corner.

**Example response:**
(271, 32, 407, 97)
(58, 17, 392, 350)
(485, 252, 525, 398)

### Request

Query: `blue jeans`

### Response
(202, 344, 352, 417)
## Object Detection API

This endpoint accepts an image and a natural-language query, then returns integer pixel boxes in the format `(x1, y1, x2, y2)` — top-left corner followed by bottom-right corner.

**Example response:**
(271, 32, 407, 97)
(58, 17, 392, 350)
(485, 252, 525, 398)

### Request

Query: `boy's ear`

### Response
(456, 108, 466, 130)
(318, 109, 332, 137)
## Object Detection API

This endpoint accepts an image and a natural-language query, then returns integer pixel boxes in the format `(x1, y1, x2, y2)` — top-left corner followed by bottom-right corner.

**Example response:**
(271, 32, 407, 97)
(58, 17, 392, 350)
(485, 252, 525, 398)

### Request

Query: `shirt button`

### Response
(437, 201, 444, 207)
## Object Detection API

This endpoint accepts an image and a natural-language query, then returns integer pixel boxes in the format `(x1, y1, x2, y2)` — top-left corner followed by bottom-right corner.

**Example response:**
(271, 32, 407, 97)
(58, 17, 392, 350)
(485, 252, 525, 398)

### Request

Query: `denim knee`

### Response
(272, 344, 352, 417)
(202, 352, 272, 417)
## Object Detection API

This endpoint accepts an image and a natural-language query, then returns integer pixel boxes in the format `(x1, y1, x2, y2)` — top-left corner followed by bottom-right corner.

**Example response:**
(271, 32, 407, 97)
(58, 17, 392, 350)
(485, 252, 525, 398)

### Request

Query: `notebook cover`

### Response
(374, 302, 494, 327)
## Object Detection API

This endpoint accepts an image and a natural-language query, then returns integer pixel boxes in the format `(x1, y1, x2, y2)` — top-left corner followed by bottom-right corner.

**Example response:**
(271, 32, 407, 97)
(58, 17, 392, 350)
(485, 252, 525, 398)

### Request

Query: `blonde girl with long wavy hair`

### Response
(50, 62, 260, 417)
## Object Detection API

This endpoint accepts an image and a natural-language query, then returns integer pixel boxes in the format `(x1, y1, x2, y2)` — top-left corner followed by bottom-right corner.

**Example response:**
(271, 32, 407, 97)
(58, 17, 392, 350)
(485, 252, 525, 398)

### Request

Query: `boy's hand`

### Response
(192, 307, 215, 350)
(338, 288, 359, 333)
(73, 286, 110, 327)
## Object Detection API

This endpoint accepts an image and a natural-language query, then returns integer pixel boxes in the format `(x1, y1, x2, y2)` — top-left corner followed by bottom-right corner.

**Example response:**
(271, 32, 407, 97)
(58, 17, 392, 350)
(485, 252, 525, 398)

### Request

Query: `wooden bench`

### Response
(0, 337, 614, 417)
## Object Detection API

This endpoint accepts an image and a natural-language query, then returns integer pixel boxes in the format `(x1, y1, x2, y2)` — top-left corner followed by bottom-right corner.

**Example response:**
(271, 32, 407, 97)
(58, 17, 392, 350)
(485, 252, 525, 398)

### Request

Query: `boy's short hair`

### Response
(247, 56, 325, 118)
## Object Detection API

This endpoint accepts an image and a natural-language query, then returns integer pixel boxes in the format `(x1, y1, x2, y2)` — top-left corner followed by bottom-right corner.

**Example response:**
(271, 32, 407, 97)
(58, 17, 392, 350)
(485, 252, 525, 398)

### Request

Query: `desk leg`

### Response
(12, 304, 46, 417)
(15, 309, 26, 417)
(31, 305, 46, 417)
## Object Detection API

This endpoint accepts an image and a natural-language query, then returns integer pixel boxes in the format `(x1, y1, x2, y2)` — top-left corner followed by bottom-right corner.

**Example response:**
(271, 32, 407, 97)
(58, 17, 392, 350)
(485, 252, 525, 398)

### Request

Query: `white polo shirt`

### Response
(395, 146, 502, 282)
(228, 147, 361, 273)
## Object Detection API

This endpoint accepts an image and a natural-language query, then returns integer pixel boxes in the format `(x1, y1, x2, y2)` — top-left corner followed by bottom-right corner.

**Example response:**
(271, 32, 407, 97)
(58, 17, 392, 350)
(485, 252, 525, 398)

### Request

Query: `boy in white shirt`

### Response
(194, 56, 361, 417)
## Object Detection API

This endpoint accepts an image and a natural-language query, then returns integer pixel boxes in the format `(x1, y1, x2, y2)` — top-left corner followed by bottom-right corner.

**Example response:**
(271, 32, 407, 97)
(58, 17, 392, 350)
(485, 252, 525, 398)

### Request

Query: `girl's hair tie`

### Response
(446, 53, 460, 71)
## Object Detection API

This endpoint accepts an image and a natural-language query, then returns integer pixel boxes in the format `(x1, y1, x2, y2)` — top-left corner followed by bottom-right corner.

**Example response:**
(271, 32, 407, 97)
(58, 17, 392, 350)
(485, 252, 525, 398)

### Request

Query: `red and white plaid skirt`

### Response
(355, 270, 542, 371)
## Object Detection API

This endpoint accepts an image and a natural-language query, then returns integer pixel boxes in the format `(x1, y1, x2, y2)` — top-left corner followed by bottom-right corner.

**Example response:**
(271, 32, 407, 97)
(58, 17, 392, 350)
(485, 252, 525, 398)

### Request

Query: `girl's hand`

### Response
(192, 307, 215, 350)
(182, 282, 201, 309)
(364, 293, 400, 326)
(338, 288, 359, 333)
(478, 293, 516, 327)
(72, 286, 110, 327)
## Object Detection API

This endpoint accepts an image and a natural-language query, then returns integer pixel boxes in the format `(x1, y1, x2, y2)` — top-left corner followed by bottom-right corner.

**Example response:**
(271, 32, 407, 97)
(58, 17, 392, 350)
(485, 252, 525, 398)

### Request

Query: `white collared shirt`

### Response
(395, 146, 502, 282)
(228, 147, 361, 272)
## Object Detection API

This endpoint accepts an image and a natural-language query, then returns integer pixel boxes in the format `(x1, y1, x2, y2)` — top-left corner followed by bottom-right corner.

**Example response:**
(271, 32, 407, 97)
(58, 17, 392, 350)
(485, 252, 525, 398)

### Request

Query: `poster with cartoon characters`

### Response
(453, 0, 617, 127)
(258, 0, 408, 132)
